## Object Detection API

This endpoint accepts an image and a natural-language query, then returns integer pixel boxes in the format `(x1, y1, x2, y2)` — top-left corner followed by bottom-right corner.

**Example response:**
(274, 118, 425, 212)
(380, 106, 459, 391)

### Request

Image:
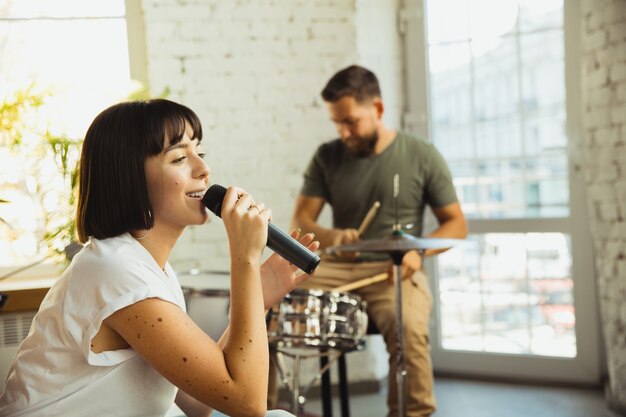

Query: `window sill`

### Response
(0, 263, 64, 312)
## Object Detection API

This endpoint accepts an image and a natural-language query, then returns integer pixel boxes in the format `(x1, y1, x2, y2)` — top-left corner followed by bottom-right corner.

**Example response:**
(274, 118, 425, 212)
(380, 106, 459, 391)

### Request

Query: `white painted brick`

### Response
(595, 126, 622, 144)
(611, 63, 626, 83)
(309, 20, 353, 38)
(588, 85, 614, 108)
(596, 44, 626, 67)
(587, 182, 616, 202)
(146, 55, 181, 75)
(611, 103, 626, 123)
(179, 22, 220, 42)
(598, 162, 620, 183)
(586, 107, 612, 128)
(608, 20, 626, 43)
(615, 180, 626, 209)
(618, 83, 626, 104)
(147, 3, 213, 22)
(599, 202, 621, 222)
(146, 21, 180, 40)
(586, 66, 609, 88)
(150, 39, 204, 57)
(583, 29, 608, 52)
(585, 9, 605, 33)
(603, 1, 626, 25)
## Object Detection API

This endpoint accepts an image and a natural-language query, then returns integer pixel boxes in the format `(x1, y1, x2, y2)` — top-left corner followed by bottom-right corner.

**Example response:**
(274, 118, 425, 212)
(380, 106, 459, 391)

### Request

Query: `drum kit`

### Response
(266, 288, 369, 414)
(183, 175, 466, 417)
(269, 175, 466, 417)
(179, 235, 464, 417)
(267, 233, 465, 417)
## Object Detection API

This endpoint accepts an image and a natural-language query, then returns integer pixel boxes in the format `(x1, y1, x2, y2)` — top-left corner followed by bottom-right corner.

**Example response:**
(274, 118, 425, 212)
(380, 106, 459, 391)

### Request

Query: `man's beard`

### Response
(344, 130, 378, 158)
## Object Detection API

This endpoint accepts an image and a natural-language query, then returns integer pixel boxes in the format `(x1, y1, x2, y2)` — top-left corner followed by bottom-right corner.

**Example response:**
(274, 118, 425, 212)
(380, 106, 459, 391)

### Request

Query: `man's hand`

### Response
(330, 228, 360, 247)
(327, 228, 360, 260)
(387, 250, 423, 285)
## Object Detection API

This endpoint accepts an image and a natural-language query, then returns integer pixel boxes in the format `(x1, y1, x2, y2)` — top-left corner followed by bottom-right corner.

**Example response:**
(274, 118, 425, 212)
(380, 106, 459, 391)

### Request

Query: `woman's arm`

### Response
(104, 296, 266, 417)
(174, 325, 233, 417)
(106, 187, 272, 417)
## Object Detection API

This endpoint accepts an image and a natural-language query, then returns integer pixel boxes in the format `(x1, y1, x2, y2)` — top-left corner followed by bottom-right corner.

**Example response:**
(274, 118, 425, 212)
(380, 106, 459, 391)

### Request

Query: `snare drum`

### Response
(267, 288, 368, 352)
(178, 270, 230, 341)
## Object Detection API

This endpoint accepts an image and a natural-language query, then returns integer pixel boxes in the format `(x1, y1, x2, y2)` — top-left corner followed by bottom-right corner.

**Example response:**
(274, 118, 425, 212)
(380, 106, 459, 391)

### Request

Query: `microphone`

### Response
(202, 184, 321, 274)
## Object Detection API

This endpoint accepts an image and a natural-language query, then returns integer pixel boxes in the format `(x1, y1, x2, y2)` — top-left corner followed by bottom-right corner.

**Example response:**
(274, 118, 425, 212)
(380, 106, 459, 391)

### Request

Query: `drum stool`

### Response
(319, 316, 380, 417)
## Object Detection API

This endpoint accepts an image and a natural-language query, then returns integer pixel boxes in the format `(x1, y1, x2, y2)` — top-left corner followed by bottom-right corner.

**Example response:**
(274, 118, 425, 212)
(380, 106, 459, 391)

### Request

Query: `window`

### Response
(424, 0, 579, 360)
(0, 0, 135, 270)
(427, 0, 568, 219)
(406, 0, 599, 381)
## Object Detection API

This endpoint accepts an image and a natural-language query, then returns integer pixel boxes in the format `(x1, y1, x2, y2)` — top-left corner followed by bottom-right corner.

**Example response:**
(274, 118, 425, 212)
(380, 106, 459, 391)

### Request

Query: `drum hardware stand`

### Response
(329, 179, 464, 417)
(272, 346, 346, 417)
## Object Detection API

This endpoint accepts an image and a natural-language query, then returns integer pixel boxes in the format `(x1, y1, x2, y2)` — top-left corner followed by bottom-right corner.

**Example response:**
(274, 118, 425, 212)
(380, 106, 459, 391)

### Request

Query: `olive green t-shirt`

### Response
(301, 132, 458, 241)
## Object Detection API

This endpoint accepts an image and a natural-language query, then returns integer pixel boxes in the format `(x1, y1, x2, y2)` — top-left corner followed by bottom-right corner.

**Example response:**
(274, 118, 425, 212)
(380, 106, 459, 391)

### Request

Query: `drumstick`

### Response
(333, 272, 388, 293)
(357, 201, 381, 236)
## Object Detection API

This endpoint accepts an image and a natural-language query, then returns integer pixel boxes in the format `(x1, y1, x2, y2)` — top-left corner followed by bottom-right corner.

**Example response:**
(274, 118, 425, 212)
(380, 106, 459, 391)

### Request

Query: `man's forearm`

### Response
(423, 216, 468, 257)
(292, 216, 337, 249)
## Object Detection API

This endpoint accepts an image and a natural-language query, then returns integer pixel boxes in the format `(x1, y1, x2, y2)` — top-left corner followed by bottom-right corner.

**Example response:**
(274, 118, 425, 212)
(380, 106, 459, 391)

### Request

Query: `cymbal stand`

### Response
(272, 347, 343, 417)
(389, 240, 406, 417)
(389, 241, 427, 417)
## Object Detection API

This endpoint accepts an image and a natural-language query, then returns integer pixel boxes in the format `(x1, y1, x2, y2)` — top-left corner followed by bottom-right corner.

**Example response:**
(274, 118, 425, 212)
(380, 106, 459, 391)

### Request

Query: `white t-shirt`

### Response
(0, 234, 187, 417)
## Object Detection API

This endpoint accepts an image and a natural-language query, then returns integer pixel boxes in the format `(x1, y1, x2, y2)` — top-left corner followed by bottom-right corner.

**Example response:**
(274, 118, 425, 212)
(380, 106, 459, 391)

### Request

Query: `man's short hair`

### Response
(321, 65, 381, 103)
(76, 99, 203, 243)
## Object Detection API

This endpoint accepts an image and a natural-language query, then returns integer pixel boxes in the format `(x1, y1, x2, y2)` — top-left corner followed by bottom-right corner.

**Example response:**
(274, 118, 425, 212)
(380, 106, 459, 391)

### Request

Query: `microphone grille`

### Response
(202, 184, 227, 217)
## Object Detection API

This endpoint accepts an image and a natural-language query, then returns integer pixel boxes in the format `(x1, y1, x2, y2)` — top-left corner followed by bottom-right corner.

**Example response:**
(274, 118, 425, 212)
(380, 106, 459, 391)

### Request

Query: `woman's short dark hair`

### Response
(76, 99, 203, 243)
(320, 65, 381, 103)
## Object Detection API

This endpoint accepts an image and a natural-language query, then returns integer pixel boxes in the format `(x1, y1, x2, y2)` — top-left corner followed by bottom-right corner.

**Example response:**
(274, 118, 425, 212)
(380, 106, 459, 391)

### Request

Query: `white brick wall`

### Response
(356, 0, 404, 129)
(140, 0, 404, 387)
(580, 0, 626, 411)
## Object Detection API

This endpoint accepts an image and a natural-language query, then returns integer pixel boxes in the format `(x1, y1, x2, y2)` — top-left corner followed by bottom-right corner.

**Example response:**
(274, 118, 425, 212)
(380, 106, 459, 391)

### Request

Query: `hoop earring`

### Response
(132, 229, 149, 240)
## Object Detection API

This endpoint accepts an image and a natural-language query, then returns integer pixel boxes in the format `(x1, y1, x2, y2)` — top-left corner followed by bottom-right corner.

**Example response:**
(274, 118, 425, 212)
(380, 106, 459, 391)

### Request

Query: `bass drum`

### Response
(178, 270, 230, 341)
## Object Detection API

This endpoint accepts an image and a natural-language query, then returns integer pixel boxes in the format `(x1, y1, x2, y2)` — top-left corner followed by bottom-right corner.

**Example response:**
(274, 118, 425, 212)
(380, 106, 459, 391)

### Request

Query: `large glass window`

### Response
(438, 233, 575, 357)
(426, 0, 578, 360)
(427, 0, 567, 219)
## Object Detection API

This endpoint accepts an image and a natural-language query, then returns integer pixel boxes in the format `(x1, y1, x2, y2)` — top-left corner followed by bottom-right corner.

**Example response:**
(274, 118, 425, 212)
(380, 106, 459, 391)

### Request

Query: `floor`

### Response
(166, 376, 612, 417)
(288, 376, 611, 417)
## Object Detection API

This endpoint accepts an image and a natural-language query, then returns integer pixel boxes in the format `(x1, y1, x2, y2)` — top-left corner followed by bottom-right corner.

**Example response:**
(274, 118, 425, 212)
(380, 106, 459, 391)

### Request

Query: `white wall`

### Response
(579, 0, 626, 412)
(356, 0, 405, 130)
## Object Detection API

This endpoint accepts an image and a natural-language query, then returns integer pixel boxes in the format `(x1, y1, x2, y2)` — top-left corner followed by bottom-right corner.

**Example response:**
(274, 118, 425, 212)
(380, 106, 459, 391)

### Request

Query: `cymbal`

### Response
(330, 234, 466, 253)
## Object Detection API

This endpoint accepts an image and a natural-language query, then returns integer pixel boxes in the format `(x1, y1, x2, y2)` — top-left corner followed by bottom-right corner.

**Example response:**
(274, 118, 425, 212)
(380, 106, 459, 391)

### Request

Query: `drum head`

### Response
(268, 288, 368, 352)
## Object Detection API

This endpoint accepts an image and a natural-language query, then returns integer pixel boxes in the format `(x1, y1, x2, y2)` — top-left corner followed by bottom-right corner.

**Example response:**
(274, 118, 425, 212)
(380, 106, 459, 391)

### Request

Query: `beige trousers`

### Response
(269, 259, 436, 417)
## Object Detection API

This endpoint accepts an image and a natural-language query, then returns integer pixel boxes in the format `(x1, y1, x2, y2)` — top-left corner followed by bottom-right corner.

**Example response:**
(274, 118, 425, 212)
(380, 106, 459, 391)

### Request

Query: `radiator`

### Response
(0, 311, 35, 391)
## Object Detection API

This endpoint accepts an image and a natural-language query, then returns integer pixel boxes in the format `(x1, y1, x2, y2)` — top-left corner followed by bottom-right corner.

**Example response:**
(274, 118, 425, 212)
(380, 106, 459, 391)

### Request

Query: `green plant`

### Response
(0, 83, 47, 148)
(40, 132, 82, 259)
(0, 85, 47, 233)
(1, 85, 83, 263)
(1, 83, 169, 265)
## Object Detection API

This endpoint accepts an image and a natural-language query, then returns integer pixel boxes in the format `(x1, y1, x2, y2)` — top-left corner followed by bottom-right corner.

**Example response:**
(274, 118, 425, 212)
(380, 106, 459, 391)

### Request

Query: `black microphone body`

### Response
(202, 184, 321, 274)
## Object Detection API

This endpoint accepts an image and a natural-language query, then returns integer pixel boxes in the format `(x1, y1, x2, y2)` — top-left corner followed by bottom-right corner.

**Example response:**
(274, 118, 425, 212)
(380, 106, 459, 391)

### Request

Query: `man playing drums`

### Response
(289, 65, 467, 417)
